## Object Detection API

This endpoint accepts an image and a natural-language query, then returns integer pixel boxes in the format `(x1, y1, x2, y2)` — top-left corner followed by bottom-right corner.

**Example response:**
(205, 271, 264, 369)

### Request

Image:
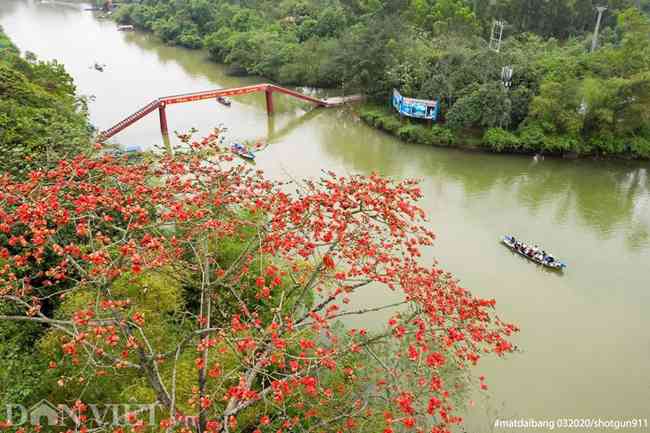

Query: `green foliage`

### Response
(377, 115, 402, 133)
(518, 123, 547, 151)
(0, 27, 91, 177)
(408, 0, 479, 35)
(360, 105, 456, 146)
(588, 133, 629, 154)
(448, 82, 512, 130)
(429, 124, 456, 145)
(358, 107, 381, 122)
(0, 304, 49, 408)
(630, 135, 650, 157)
(113, 1, 650, 158)
(484, 127, 520, 151)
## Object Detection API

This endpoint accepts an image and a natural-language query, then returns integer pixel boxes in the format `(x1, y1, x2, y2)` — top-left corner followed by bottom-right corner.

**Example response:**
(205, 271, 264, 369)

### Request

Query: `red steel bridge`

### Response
(97, 83, 362, 142)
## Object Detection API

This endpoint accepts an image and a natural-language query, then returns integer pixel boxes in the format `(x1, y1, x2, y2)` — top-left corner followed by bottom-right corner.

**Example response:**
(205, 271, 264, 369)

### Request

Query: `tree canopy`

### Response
(113, 0, 650, 157)
(0, 133, 517, 433)
(0, 26, 91, 177)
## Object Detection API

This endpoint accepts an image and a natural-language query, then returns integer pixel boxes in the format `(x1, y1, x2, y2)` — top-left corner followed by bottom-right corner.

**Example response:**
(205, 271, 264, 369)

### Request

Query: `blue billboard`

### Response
(392, 89, 439, 121)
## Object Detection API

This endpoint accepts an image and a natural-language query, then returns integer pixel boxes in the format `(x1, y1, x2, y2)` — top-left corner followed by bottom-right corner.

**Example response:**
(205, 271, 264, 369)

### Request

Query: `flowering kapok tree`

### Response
(0, 131, 517, 433)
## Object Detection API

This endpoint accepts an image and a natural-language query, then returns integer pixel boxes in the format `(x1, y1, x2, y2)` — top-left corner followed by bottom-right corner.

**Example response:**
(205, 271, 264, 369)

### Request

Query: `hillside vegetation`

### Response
(114, 0, 650, 158)
(0, 26, 91, 177)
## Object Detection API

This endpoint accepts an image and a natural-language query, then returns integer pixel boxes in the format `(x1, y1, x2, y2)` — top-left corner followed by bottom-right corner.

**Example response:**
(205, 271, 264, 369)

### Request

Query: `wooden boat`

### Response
(117, 25, 134, 31)
(502, 235, 566, 270)
(231, 143, 255, 160)
(216, 96, 232, 107)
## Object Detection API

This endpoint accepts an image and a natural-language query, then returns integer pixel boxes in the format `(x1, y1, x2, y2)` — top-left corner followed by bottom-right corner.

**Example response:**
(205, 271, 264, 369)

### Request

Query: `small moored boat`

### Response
(502, 235, 566, 270)
(117, 25, 135, 31)
(231, 143, 255, 160)
(216, 96, 232, 107)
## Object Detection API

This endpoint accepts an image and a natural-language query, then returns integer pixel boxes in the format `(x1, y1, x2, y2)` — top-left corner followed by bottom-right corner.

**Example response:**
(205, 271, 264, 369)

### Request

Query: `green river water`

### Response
(1, 1, 649, 431)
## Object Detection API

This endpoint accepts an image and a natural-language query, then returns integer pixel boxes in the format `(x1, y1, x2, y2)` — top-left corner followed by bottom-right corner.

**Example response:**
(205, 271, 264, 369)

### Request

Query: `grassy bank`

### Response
(358, 104, 457, 147)
(359, 103, 650, 159)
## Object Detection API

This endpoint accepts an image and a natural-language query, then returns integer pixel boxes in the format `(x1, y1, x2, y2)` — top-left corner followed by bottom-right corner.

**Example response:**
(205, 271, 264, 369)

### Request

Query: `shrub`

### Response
(395, 124, 456, 146)
(518, 123, 546, 151)
(543, 135, 579, 153)
(204, 28, 233, 61)
(178, 31, 203, 49)
(430, 125, 456, 146)
(396, 124, 420, 142)
(113, 4, 134, 24)
(359, 108, 384, 126)
(588, 134, 628, 155)
(377, 115, 402, 133)
(483, 128, 520, 151)
(629, 136, 650, 158)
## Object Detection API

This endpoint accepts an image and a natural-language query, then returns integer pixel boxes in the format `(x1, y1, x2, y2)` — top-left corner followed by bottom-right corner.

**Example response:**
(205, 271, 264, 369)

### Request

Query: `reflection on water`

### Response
(1, 1, 650, 431)
(316, 114, 650, 247)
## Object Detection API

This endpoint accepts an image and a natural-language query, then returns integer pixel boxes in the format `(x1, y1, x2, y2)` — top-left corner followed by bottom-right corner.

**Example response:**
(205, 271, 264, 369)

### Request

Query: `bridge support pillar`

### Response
(265, 89, 274, 116)
(159, 104, 168, 135)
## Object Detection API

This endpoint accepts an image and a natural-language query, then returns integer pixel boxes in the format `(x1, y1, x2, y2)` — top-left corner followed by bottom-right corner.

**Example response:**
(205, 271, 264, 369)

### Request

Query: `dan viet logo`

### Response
(3, 400, 159, 427)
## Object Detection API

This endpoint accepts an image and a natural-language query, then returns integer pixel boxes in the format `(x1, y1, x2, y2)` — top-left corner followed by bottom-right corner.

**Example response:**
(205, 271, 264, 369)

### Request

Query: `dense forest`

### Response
(0, 27, 91, 176)
(114, 0, 650, 157)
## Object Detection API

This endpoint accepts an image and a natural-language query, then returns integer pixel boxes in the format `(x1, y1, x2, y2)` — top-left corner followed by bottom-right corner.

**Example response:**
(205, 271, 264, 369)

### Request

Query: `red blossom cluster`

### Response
(0, 132, 517, 433)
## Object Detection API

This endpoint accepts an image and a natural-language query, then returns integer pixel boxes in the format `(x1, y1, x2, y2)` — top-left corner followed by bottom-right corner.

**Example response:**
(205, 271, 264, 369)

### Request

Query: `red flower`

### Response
(323, 254, 335, 269)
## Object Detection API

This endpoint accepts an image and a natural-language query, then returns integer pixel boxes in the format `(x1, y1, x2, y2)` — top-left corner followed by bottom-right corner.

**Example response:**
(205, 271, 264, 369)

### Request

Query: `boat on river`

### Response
(216, 96, 232, 107)
(502, 235, 566, 270)
(231, 143, 255, 160)
(117, 25, 134, 32)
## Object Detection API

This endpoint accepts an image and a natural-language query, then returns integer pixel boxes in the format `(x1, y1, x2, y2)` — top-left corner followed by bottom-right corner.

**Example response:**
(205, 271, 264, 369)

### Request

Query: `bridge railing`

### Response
(267, 85, 328, 107)
(99, 99, 161, 141)
(160, 84, 270, 105)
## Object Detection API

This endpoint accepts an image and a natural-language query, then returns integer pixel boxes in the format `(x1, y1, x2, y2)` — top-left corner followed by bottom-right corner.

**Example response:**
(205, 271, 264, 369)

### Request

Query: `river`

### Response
(1, 1, 649, 431)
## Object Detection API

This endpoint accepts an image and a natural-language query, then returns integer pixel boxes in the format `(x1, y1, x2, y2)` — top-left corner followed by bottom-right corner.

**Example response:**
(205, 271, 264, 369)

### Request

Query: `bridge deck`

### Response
(322, 95, 365, 106)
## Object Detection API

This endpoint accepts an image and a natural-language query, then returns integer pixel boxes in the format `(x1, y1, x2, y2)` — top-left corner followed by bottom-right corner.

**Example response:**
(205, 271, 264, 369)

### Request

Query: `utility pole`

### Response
(591, 6, 607, 53)
(581, 6, 607, 115)
(489, 20, 504, 52)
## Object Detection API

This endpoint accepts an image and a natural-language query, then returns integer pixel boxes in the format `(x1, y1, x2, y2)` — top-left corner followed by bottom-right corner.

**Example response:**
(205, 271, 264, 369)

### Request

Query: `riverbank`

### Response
(109, 1, 650, 162)
(358, 103, 650, 160)
(2, 3, 649, 430)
